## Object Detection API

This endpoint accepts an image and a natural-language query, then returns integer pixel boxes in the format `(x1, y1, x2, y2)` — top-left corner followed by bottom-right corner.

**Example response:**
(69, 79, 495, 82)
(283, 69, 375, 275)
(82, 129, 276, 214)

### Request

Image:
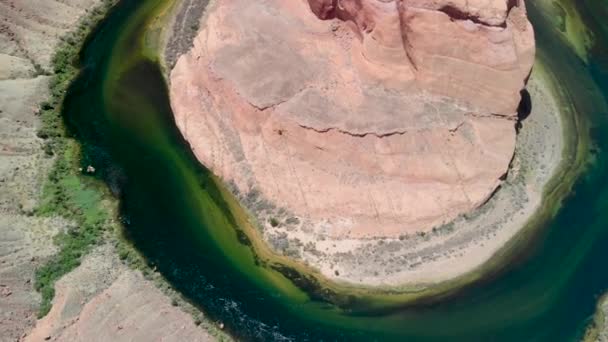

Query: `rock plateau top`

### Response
(170, 0, 535, 238)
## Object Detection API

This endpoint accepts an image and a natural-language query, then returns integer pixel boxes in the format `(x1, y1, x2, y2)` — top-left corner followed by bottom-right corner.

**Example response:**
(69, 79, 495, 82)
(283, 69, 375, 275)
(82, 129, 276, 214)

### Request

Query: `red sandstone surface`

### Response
(170, 0, 535, 237)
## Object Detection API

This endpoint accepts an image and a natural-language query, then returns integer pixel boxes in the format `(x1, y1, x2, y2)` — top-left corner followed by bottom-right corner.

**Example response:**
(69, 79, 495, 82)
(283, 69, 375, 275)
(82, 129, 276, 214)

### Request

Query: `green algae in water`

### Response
(61, 0, 608, 340)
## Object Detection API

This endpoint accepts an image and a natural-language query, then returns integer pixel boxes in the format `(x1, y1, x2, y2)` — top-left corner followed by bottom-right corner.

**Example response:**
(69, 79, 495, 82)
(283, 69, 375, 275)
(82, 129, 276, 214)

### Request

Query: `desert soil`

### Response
(0, 1, 217, 341)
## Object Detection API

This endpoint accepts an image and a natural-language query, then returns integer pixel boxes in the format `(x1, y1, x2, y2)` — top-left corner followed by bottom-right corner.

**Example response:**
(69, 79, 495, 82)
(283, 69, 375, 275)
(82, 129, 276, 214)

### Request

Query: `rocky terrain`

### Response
(168, 0, 552, 285)
(24, 244, 214, 342)
(0, 1, 217, 341)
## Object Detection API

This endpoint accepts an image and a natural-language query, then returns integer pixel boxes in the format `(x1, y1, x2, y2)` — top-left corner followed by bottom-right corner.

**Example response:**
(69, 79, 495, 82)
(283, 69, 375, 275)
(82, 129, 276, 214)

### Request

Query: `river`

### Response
(61, 0, 608, 340)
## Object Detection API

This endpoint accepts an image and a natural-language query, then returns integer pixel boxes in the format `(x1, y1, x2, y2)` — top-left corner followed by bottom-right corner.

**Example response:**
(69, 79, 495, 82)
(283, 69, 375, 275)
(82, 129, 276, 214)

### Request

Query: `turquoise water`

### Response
(61, 0, 608, 340)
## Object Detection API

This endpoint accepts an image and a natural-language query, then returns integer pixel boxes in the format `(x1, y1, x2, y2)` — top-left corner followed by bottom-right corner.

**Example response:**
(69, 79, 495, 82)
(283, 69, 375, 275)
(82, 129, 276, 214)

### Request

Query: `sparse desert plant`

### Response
(269, 217, 280, 227)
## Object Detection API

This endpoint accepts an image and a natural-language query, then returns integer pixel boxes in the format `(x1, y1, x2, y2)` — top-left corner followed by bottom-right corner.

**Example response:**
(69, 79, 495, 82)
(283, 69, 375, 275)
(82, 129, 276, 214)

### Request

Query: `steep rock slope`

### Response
(170, 0, 535, 237)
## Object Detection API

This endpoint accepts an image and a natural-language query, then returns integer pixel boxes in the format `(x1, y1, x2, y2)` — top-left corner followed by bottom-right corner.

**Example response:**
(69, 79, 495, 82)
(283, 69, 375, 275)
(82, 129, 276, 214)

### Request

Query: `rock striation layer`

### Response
(170, 0, 535, 237)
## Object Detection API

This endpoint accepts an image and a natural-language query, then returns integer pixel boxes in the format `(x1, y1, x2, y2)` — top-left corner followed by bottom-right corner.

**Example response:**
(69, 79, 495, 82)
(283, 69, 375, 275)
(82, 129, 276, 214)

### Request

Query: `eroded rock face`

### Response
(170, 0, 535, 238)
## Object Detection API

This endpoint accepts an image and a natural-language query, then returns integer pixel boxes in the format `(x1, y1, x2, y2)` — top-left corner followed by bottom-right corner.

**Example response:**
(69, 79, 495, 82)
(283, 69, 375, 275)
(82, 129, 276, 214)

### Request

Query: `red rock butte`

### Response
(169, 0, 535, 238)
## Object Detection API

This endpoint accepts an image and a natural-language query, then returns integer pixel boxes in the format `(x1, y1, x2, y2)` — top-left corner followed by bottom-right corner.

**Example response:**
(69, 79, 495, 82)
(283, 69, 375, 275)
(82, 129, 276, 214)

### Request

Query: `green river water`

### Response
(62, 0, 608, 340)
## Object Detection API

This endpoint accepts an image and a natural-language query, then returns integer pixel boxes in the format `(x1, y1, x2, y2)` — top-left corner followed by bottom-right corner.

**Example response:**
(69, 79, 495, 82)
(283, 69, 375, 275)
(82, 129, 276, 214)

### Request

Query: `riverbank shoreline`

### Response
(165, 5, 587, 298)
(585, 293, 608, 342)
(0, 1, 119, 338)
(14, 0, 230, 340)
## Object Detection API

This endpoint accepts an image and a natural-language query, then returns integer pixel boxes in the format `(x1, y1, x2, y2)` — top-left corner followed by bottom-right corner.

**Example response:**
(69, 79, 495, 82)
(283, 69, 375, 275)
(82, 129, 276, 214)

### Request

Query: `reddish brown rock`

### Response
(169, 0, 535, 237)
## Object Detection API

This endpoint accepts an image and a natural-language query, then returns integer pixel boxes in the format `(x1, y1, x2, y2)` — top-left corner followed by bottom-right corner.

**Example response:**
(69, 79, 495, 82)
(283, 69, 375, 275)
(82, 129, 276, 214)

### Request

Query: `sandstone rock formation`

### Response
(170, 0, 535, 238)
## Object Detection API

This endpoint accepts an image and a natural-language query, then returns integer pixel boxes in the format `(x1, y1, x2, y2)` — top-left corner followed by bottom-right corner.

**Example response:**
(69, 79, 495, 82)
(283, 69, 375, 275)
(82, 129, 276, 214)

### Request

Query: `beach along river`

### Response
(62, 0, 608, 340)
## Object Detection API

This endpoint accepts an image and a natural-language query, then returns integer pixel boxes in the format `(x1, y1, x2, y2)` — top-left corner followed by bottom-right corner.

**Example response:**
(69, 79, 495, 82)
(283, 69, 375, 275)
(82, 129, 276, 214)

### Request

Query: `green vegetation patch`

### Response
(33, 0, 118, 318)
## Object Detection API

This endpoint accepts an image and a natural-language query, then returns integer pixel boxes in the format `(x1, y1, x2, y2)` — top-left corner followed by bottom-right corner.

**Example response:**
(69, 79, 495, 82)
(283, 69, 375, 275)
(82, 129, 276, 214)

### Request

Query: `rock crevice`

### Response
(297, 123, 409, 138)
